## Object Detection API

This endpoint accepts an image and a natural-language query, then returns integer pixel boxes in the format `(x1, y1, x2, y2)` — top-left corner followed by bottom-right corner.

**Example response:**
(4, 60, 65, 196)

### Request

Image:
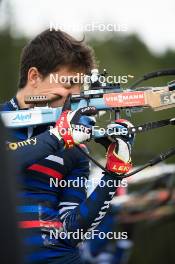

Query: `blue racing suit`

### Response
(1, 97, 118, 264)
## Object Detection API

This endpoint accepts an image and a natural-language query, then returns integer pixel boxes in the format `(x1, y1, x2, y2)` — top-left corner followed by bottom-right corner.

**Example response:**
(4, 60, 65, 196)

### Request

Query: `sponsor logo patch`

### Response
(104, 91, 145, 107)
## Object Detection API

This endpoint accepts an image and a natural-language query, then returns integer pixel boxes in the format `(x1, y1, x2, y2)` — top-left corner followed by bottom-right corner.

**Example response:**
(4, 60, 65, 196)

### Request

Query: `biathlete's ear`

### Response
(62, 94, 71, 112)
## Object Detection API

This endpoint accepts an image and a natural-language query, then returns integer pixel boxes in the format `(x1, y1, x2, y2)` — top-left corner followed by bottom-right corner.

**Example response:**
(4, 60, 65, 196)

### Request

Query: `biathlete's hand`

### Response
(106, 139, 132, 175)
(107, 119, 135, 146)
(50, 107, 97, 148)
(95, 119, 135, 175)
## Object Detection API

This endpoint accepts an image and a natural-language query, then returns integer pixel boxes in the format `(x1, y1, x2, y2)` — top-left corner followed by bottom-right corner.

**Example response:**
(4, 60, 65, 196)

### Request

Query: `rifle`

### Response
(1, 69, 175, 178)
(1, 69, 175, 130)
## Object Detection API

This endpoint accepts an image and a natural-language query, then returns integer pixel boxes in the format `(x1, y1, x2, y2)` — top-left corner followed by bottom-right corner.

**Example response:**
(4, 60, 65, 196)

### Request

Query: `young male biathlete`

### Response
(1, 29, 134, 264)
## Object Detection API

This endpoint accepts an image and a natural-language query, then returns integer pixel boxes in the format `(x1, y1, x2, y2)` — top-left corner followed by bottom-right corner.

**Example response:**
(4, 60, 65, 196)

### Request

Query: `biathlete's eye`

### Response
(70, 79, 82, 87)
(70, 80, 76, 86)
(63, 80, 76, 89)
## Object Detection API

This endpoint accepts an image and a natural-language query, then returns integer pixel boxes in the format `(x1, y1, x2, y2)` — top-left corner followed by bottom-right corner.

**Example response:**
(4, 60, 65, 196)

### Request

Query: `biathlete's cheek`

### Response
(50, 97, 66, 108)
(52, 87, 82, 107)
(48, 92, 71, 108)
(46, 82, 81, 107)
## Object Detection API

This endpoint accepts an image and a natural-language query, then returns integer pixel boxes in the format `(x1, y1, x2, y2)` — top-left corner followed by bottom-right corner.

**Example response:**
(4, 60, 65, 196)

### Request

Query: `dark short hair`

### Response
(18, 29, 96, 88)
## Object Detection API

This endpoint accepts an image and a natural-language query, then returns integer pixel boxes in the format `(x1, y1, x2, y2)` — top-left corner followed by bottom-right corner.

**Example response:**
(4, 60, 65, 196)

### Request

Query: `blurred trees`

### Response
(0, 29, 26, 100)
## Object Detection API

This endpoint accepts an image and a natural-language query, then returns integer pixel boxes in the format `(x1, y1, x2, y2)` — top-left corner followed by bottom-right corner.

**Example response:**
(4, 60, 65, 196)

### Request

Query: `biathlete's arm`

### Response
(59, 137, 132, 246)
(7, 106, 97, 169)
(6, 130, 64, 168)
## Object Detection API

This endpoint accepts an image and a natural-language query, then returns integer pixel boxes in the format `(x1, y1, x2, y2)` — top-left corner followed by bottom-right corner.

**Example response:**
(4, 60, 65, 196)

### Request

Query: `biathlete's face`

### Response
(28, 66, 83, 108)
